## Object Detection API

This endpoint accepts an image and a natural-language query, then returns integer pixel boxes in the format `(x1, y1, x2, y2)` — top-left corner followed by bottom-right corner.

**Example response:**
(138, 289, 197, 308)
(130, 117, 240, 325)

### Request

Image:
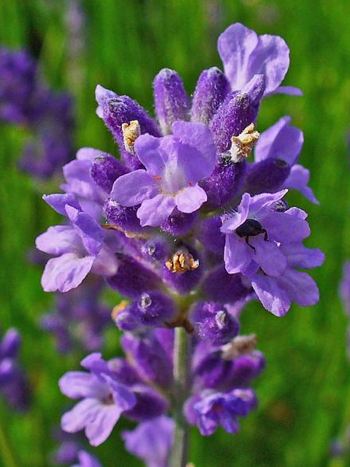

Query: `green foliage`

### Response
(0, 0, 350, 465)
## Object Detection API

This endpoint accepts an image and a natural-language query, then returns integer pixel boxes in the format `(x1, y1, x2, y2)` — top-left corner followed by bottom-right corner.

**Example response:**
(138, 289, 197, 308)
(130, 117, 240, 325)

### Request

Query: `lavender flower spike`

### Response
(218, 22, 302, 96)
(111, 121, 216, 226)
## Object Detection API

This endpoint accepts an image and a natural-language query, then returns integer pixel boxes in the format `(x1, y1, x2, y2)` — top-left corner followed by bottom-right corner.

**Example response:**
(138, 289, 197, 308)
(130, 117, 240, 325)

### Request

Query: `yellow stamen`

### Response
(165, 249, 199, 273)
(122, 120, 141, 154)
(230, 123, 260, 162)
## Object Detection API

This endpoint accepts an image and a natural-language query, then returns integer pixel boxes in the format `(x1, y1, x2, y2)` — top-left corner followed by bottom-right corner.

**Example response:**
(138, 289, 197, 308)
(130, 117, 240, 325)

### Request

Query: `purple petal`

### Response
(65, 206, 103, 256)
(273, 86, 303, 96)
(172, 121, 217, 180)
(85, 405, 122, 446)
(221, 193, 250, 233)
(59, 372, 108, 399)
(284, 164, 319, 204)
(36, 226, 80, 256)
(261, 211, 310, 243)
(91, 246, 119, 277)
(218, 23, 290, 95)
(279, 269, 320, 307)
(41, 253, 94, 292)
(281, 244, 325, 269)
(254, 116, 303, 165)
(252, 237, 287, 277)
(249, 189, 288, 215)
(134, 134, 166, 175)
(122, 416, 174, 467)
(251, 273, 291, 316)
(224, 234, 252, 274)
(218, 23, 259, 91)
(43, 193, 81, 215)
(111, 170, 157, 207)
(75, 450, 102, 467)
(137, 194, 176, 227)
(61, 398, 102, 434)
(175, 184, 207, 213)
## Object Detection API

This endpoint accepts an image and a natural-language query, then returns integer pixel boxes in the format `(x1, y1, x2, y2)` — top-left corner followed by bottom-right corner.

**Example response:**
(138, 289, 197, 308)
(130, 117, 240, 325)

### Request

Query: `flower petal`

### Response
(221, 193, 251, 233)
(279, 269, 320, 307)
(252, 237, 287, 277)
(41, 253, 94, 293)
(262, 211, 310, 243)
(251, 273, 291, 316)
(36, 226, 80, 256)
(172, 121, 217, 180)
(254, 116, 303, 165)
(175, 184, 207, 213)
(111, 170, 157, 207)
(224, 234, 252, 275)
(284, 164, 319, 204)
(43, 193, 81, 215)
(134, 134, 166, 175)
(85, 405, 122, 446)
(65, 206, 103, 256)
(281, 244, 325, 269)
(61, 398, 102, 434)
(218, 23, 290, 95)
(59, 372, 108, 399)
(137, 194, 176, 227)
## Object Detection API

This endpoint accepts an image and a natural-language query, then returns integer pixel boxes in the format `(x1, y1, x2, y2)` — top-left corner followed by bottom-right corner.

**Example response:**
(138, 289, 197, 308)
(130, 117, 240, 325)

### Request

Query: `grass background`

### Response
(1, 0, 350, 465)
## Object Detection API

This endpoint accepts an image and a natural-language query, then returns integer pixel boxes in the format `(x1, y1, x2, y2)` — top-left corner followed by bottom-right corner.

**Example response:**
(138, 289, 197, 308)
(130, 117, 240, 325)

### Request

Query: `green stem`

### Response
(0, 420, 18, 467)
(170, 326, 190, 467)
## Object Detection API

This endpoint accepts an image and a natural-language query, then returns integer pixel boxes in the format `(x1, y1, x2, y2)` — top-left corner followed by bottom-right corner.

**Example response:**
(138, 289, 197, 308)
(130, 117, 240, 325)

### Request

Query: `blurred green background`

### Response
(1, 0, 350, 466)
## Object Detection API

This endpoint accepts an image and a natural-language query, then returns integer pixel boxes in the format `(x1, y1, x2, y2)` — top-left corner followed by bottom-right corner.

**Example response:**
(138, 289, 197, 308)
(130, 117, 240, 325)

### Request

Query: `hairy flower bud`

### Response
(191, 67, 230, 124)
(90, 154, 127, 193)
(245, 158, 291, 194)
(153, 68, 190, 134)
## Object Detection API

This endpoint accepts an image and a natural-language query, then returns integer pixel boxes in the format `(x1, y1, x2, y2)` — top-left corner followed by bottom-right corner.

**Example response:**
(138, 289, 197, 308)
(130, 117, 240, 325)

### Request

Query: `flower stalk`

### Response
(170, 326, 191, 467)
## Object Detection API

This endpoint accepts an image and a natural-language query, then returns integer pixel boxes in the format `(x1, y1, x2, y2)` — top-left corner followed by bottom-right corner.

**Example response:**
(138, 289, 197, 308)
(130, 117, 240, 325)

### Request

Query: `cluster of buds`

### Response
(35, 23, 324, 465)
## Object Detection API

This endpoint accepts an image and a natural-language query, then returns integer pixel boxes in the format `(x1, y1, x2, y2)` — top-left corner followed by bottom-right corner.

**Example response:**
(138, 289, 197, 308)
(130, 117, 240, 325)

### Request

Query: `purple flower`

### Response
(59, 353, 136, 446)
(122, 416, 174, 467)
(221, 190, 309, 277)
(185, 388, 256, 436)
(36, 199, 118, 292)
(218, 23, 301, 96)
(253, 116, 318, 202)
(111, 121, 216, 226)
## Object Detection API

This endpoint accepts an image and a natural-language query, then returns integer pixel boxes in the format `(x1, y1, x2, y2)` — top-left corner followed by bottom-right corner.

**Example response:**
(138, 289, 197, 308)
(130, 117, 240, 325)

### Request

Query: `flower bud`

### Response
(160, 209, 197, 237)
(107, 255, 160, 298)
(200, 160, 246, 209)
(104, 199, 143, 233)
(153, 68, 190, 134)
(245, 158, 291, 195)
(90, 154, 127, 193)
(202, 266, 251, 303)
(210, 75, 265, 153)
(192, 302, 239, 346)
(191, 67, 230, 124)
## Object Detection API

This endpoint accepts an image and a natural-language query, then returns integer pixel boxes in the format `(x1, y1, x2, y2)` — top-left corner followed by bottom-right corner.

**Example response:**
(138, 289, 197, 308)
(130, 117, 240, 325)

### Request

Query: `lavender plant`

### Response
(36, 23, 324, 466)
(0, 328, 29, 411)
(0, 48, 74, 179)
